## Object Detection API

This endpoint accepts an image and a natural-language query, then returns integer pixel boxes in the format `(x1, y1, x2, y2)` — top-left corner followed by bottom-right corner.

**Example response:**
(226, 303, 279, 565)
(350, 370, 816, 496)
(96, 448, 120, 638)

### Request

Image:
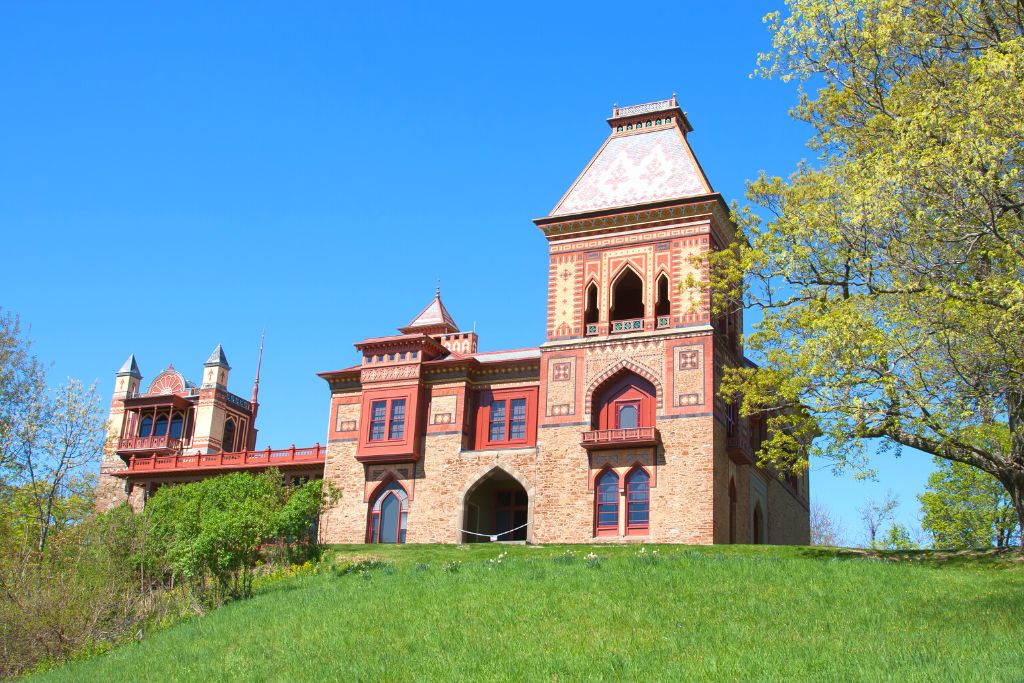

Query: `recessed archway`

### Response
(609, 266, 644, 322)
(460, 466, 532, 543)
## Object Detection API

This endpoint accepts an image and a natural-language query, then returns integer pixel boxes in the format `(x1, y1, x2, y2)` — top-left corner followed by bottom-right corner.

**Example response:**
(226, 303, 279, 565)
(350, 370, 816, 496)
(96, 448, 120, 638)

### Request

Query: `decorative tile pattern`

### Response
(430, 395, 458, 426)
(546, 356, 577, 417)
(673, 345, 704, 407)
(552, 129, 709, 216)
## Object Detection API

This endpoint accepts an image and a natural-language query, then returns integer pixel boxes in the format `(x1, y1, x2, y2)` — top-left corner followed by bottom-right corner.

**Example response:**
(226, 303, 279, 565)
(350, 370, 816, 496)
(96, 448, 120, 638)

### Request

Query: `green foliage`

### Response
(708, 1, 1024, 536)
(145, 470, 326, 600)
(920, 458, 1021, 549)
(878, 523, 919, 550)
(27, 545, 1024, 682)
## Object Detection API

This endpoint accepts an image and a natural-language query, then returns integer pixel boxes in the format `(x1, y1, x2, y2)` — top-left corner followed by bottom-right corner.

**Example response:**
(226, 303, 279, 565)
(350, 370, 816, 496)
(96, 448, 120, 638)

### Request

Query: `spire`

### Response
(117, 354, 141, 378)
(400, 290, 459, 335)
(251, 331, 264, 406)
(204, 344, 231, 369)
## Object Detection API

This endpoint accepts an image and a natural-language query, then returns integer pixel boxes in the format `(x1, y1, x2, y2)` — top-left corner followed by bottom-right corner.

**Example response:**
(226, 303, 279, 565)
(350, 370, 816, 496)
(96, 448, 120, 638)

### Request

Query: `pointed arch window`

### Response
(584, 281, 599, 334)
(153, 414, 168, 437)
(367, 480, 409, 544)
(139, 415, 153, 438)
(655, 273, 670, 324)
(625, 467, 650, 535)
(594, 468, 620, 536)
(169, 413, 184, 439)
(222, 418, 236, 453)
(610, 267, 644, 325)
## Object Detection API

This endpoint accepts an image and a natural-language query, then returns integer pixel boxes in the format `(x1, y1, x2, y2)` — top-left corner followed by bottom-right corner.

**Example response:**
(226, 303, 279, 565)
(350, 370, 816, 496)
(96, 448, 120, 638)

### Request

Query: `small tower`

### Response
(203, 344, 231, 389)
(114, 354, 142, 398)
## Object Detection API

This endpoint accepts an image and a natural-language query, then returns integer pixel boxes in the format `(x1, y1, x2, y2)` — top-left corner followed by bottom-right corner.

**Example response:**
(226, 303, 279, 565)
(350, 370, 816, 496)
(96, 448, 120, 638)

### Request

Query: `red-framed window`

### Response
(474, 387, 537, 449)
(616, 401, 640, 429)
(594, 468, 619, 536)
(368, 398, 406, 442)
(366, 479, 408, 544)
(625, 466, 650, 534)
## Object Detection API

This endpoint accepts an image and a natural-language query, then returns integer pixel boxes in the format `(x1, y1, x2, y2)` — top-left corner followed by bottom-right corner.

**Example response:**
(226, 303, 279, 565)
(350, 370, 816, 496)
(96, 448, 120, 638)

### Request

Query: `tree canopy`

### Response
(712, 1, 1024, 537)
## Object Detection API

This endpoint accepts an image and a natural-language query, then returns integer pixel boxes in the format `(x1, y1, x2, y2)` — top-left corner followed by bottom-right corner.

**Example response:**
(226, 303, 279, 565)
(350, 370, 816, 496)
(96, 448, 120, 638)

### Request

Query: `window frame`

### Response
(624, 466, 651, 535)
(368, 398, 406, 443)
(474, 387, 538, 450)
(357, 388, 420, 462)
(594, 467, 620, 537)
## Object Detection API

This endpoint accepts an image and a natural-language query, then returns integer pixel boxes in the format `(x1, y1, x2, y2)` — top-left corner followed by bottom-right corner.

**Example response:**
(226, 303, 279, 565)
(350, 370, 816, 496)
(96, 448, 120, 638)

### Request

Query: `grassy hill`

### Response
(30, 544, 1024, 682)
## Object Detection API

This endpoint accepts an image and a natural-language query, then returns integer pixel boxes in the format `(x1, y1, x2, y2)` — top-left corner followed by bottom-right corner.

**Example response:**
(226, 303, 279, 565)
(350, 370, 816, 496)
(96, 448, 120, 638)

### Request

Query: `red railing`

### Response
(124, 444, 326, 473)
(117, 435, 183, 453)
(580, 427, 658, 449)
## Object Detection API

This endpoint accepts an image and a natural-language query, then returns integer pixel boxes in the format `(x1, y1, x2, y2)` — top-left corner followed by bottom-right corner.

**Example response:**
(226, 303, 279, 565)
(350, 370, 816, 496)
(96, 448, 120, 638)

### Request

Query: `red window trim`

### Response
(357, 388, 419, 461)
(624, 465, 651, 535)
(368, 397, 406, 443)
(593, 466, 620, 537)
(474, 387, 538, 450)
(615, 400, 640, 429)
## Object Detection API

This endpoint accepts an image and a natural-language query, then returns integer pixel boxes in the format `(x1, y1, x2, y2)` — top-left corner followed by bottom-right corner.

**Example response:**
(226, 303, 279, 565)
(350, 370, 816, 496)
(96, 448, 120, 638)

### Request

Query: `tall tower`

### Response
(95, 354, 143, 509)
(533, 96, 738, 543)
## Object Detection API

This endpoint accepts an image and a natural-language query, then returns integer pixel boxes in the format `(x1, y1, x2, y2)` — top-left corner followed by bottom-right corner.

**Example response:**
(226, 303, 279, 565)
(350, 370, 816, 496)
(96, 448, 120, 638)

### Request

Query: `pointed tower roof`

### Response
(549, 95, 713, 218)
(116, 354, 142, 378)
(400, 292, 459, 335)
(204, 344, 231, 369)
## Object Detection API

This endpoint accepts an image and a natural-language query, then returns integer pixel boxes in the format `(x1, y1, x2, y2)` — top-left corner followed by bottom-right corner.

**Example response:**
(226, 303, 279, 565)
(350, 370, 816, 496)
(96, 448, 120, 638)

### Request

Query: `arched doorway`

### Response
(462, 468, 530, 543)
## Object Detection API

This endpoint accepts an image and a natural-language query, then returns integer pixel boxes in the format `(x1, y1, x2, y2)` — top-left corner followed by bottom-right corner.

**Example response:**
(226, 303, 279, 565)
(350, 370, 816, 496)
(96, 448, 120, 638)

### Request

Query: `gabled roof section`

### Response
(549, 96, 712, 218)
(400, 293, 459, 335)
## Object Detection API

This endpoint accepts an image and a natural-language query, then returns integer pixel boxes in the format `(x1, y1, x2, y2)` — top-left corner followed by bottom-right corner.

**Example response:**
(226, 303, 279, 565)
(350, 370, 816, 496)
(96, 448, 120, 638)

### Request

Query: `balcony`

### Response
(109, 444, 327, 476)
(580, 427, 659, 450)
(610, 319, 644, 334)
(117, 435, 183, 454)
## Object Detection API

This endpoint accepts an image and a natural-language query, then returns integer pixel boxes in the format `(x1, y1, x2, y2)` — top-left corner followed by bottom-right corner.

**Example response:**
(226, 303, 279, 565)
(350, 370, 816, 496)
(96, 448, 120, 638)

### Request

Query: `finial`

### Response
(672, 93, 677, 106)
(436, 279, 441, 297)
(251, 330, 265, 406)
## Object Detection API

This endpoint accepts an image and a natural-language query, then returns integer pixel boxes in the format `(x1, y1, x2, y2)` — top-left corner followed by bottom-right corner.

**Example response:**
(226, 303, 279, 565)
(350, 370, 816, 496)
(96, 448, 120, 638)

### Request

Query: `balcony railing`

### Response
(610, 319, 643, 334)
(656, 316, 670, 329)
(117, 435, 183, 453)
(581, 427, 659, 449)
(118, 444, 326, 475)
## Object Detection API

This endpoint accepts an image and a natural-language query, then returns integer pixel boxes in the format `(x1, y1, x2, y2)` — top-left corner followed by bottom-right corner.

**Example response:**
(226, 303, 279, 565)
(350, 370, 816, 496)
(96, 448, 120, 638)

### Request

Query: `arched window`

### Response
(584, 281, 599, 331)
(153, 414, 168, 437)
(222, 418, 236, 453)
(169, 413, 184, 439)
(367, 479, 409, 544)
(139, 415, 153, 438)
(752, 502, 765, 545)
(625, 467, 650, 535)
(609, 267, 644, 324)
(591, 372, 656, 431)
(728, 479, 737, 544)
(655, 273, 670, 320)
(594, 468, 619, 536)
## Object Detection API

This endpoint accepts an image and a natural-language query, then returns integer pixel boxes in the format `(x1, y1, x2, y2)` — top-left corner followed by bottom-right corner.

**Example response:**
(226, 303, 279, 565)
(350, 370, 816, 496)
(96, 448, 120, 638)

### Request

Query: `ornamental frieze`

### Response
(360, 364, 419, 383)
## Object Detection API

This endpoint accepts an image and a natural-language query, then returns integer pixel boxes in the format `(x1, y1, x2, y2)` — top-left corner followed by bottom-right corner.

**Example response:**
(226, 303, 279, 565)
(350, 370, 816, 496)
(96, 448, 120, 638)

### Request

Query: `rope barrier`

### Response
(458, 521, 530, 542)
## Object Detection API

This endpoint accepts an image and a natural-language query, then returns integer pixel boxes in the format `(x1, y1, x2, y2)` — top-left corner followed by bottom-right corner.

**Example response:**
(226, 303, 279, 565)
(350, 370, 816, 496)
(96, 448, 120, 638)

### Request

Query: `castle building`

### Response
(98, 97, 810, 545)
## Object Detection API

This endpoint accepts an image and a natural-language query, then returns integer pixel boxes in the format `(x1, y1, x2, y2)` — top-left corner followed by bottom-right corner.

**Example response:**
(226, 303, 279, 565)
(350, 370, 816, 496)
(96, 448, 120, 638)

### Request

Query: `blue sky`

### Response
(0, 1, 932, 543)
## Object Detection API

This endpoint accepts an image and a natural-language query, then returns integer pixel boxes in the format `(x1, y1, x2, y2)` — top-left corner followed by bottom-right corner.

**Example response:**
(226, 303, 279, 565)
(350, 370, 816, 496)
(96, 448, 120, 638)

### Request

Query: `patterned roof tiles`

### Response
(403, 294, 458, 333)
(550, 127, 711, 217)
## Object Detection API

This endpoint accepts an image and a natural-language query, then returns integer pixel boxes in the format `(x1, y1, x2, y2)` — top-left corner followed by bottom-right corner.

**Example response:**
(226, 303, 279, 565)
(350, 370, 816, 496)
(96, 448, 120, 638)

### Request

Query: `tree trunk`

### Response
(1006, 478, 1024, 554)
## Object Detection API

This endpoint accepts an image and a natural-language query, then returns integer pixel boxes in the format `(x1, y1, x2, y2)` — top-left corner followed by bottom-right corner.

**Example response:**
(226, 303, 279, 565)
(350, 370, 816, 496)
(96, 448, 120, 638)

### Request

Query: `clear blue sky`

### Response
(0, 1, 932, 543)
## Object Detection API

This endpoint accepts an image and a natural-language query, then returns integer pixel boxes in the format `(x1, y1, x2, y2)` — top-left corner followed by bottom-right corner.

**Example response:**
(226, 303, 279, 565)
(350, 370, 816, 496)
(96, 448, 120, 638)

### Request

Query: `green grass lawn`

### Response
(31, 544, 1024, 682)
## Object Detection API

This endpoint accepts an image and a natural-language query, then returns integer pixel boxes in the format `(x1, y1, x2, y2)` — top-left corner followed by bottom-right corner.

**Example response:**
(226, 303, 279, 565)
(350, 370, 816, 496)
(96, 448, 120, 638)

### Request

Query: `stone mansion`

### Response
(96, 97, 811, 545)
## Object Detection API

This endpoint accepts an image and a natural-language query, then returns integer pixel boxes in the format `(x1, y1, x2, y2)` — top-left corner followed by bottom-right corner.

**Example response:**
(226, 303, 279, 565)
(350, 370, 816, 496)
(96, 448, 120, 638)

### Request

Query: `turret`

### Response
(203, 344, 231, 389)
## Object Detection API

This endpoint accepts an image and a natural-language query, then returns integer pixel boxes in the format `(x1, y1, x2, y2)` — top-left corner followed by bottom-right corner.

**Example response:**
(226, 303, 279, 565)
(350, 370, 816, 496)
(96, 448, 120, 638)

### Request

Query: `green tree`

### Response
(145, 470, 325, 601)
(710, 1, 1024, 540)
(919, 458, 1021, 548)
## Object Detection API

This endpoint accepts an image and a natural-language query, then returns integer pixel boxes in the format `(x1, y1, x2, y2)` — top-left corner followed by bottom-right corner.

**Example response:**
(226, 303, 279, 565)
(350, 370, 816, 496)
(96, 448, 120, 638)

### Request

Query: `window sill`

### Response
(459, 446, 538, 458)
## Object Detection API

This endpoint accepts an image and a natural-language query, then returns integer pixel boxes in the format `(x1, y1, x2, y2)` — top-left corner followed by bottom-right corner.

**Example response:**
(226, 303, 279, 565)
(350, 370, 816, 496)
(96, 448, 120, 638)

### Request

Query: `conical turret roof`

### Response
(204, 344, 231, 369)
(117, 354, 142, 378)
(400, 292, 458, 335)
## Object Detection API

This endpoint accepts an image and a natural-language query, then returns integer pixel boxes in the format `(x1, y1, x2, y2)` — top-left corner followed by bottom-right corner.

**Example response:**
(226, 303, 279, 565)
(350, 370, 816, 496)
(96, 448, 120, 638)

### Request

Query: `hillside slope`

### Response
(31, 545, 1024, 682)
